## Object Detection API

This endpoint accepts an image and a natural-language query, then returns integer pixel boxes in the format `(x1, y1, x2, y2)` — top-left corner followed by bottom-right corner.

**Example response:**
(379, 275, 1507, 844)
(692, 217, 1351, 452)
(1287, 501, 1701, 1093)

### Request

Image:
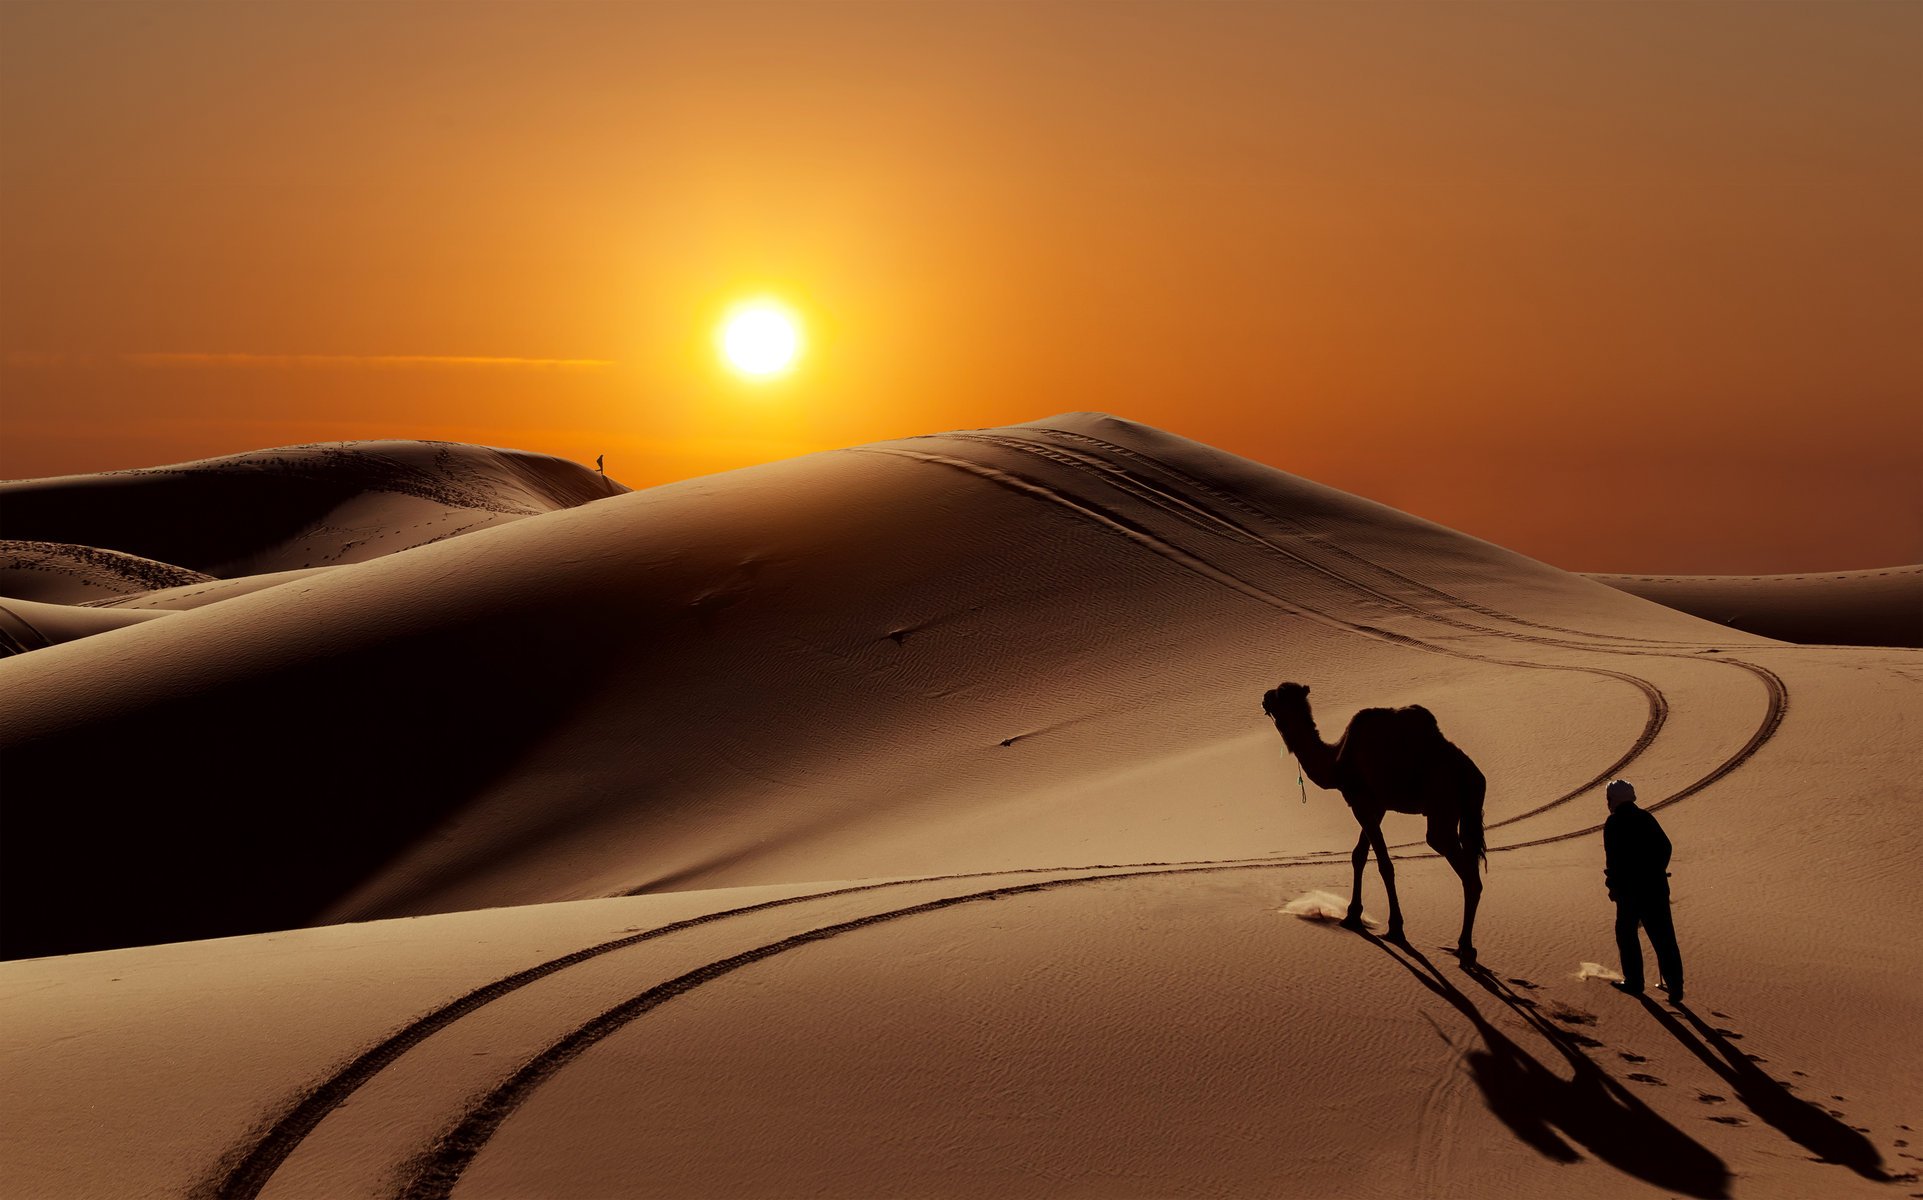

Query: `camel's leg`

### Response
(1444, 847, 1482, 965)
(1367, 822, 1404, 943)
(1427, 812, 1482, 964)
(1454, 849, 1483, 964)
(1342, 827, 1369, 931)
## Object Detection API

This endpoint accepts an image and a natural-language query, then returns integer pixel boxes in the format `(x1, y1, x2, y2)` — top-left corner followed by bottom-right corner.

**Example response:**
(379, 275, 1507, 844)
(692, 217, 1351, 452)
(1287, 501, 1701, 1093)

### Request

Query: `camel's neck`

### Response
(1272, 703, 1343, 790)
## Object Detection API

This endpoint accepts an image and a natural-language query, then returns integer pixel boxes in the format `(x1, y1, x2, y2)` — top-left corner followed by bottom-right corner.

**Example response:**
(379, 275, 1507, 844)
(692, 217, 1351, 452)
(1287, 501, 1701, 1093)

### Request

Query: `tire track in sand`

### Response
(391, 860, 1333, 1199)
(1488, 658, 1787, 851)
(856, 443, 1674, 820)
(955, 429, 1759, 665)
(205, 856, 1324, 1200)
(862, 439, 1785, 839)
(936, 429, 1789, 838)
(970, 426, 1707, 650)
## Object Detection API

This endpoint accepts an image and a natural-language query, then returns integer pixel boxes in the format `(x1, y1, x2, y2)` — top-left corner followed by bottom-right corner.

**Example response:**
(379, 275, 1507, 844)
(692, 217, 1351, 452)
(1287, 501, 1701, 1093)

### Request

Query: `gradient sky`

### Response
(3, 1, 1918, 573)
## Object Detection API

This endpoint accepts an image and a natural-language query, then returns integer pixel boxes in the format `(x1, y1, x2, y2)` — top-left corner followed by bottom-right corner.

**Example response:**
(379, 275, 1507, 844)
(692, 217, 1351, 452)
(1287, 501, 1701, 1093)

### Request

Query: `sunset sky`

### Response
(2, 1, 1917, 573)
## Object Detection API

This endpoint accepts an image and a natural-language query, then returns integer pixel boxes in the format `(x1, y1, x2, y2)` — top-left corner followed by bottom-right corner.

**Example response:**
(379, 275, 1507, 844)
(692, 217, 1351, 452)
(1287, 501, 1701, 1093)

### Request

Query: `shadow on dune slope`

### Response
(1365, 932, 1730, 1198)
(0, 613, 622, 960)
(1642, 999, 1892, 1181)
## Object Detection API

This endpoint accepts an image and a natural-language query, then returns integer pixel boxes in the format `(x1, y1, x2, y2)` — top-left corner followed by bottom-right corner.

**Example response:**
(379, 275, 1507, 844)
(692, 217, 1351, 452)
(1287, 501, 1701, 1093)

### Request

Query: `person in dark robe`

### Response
(1605, 778, 1684, 1003)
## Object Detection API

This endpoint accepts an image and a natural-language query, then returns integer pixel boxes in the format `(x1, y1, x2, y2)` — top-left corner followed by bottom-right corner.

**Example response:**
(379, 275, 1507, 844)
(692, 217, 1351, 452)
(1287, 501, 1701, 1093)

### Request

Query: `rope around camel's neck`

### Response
(1277, 705, 1339, 797)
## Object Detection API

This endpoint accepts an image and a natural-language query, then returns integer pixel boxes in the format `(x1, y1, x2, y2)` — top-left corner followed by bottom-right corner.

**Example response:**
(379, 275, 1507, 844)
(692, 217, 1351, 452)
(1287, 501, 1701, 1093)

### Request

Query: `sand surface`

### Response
(1, 415, 1917, 1198)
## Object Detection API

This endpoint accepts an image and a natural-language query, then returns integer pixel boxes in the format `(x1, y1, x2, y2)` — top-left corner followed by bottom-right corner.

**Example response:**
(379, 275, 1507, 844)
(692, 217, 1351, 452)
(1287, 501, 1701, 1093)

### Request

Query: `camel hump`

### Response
(1349, 704, 1443, 743)
(1394, 704, 1442, 736)
(1337, 705, 1454, 786)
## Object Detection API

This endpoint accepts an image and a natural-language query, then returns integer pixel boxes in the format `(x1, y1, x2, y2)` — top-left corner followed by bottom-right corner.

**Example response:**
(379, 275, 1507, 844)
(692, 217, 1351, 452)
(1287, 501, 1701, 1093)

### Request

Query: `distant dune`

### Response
(0, 539, 212, 604)
(1, 416, 1916, 1199)
(0, 439, 625, 657)
(1590, 567, 1922, 648)
(0, 439, 626, 578)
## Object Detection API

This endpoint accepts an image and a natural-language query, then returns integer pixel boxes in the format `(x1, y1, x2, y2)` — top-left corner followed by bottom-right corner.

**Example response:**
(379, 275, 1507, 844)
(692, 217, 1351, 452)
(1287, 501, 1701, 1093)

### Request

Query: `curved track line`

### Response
(856, 444, 1673, 821)
(862, 447, 1342, 629)
(394, 860, 1297, 1199)
(957, 431, 1601, 650)
(864, 438, 1788, 837)
(205, 853, 1327, 1200)
(856, 444, 1640, 666)
(979, 427, 1707, 650)
(983, 425, 1794, 821)
(1643, 659, 1788, 814)
(199, 872, 1036, 1198)
(963, 429, 1737, 660)
(1481, 658, 1789, 853)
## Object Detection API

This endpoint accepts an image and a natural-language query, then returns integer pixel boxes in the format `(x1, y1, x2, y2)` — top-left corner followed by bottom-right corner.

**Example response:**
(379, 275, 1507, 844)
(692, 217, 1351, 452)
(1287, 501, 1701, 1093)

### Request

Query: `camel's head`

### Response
(1260, 681, 1310, 720)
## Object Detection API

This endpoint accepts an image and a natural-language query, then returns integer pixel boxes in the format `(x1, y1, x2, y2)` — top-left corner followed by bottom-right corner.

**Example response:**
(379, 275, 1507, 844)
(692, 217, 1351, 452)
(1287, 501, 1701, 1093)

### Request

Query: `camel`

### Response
(1261, 681, 1487, 962)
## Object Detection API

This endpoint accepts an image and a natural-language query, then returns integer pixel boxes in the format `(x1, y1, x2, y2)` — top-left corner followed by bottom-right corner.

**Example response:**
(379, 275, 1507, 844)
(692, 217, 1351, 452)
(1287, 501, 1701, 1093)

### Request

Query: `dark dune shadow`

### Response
(0, 613, 621, 959)
(1642, 998, 1892, 1181)
(1360, 933, 1729, 1199)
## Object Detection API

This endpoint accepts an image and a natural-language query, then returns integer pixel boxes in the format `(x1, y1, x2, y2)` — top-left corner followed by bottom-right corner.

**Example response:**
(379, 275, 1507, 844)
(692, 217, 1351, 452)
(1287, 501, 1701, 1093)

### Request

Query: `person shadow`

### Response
(1360, 932, 1730, 1199)
(1639, 997, 1892, 1181)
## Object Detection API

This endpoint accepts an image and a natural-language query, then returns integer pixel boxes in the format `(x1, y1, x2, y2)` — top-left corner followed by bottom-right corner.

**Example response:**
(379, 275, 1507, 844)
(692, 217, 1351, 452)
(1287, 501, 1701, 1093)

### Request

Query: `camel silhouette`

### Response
(1262, 682, 1487, 962)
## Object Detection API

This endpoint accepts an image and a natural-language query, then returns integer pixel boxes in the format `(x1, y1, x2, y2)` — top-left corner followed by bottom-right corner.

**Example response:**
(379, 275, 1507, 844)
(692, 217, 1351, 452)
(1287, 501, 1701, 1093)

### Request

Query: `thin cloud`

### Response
(122, 352, 615, 370)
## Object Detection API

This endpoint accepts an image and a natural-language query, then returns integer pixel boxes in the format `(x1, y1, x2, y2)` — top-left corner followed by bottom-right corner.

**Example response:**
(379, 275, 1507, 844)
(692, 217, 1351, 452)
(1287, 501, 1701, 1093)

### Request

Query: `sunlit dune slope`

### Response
(0, 440, 626, 581)
(0, 414, 1802, 959)
(1591, 567, 1923, 648)
(2, 415, 1919, 1200)
(0, 594, 171, 654)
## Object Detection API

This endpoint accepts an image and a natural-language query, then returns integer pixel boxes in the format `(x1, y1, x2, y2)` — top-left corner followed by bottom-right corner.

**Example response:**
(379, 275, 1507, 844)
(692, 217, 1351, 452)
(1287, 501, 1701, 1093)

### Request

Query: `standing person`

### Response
(1605, 779, 1685, 1003)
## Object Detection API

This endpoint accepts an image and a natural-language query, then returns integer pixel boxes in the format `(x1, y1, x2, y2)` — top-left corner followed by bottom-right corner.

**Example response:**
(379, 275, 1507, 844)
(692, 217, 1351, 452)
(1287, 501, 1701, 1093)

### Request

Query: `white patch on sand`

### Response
(1576, 961, 1627, 983)
(1279, 890, 1378, 929)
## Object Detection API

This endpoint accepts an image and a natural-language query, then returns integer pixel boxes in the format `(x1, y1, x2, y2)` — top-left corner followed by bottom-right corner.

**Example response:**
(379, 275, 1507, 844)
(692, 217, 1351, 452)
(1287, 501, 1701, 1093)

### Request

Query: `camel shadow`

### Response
(1640, 998, 1891, 1181)
(1360, 932, 1730, 1199)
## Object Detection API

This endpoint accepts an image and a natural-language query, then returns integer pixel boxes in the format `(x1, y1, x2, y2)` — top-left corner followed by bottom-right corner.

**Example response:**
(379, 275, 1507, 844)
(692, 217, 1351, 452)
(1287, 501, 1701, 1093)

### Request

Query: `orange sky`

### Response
(3, 1, 1918, 573)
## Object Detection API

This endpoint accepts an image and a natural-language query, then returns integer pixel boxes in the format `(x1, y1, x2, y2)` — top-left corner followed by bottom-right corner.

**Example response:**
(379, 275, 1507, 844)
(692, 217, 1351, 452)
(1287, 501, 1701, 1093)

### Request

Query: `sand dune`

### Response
(1, 415, 1917, 1198)
(0, 440, 626, 582)
(1591, 567, 1923, 648)
(0, 538, 212, 604)
(0, 442, 624, 660)
(0, 594, 173, 654)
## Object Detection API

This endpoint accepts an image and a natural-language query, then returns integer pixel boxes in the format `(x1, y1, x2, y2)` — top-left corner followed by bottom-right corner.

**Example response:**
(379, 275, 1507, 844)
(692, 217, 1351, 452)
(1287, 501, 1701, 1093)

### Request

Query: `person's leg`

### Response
(1614, 902, 1646, 991)
(1642, 898, 1684, 999)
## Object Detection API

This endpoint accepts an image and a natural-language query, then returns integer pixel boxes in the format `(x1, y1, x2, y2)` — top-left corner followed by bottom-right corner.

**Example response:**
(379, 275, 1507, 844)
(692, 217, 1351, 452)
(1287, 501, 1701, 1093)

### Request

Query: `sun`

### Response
(718, 299, 802, 379)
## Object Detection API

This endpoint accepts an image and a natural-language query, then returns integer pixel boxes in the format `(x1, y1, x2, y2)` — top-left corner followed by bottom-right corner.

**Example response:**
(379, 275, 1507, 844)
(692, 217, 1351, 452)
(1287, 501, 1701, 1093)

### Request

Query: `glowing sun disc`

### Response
(719, 300, 802, 377)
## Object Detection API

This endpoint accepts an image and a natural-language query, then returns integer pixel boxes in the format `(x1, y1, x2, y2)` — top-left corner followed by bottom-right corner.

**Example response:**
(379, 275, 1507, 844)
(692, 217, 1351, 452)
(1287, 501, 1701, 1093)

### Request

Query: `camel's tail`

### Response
(1462, 762, 1487, 870)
